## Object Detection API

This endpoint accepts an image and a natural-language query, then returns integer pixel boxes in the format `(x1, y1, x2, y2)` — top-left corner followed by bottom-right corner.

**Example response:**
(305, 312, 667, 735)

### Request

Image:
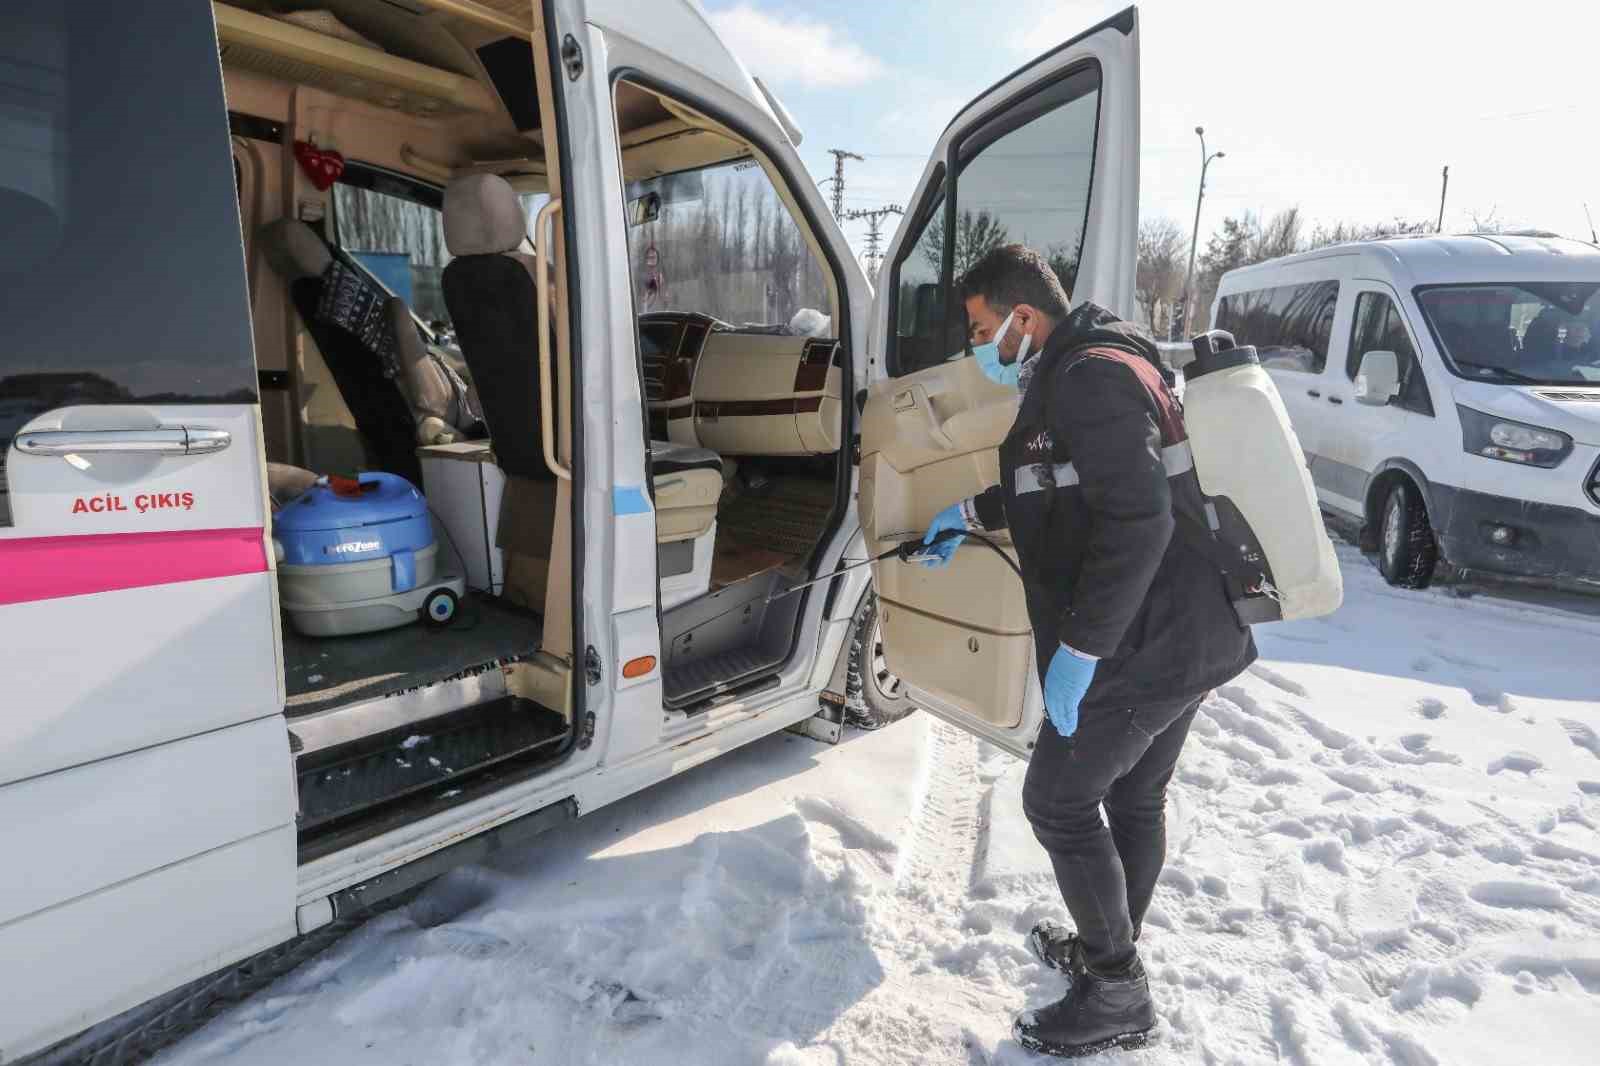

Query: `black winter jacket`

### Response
(969, 303, 1255, 711)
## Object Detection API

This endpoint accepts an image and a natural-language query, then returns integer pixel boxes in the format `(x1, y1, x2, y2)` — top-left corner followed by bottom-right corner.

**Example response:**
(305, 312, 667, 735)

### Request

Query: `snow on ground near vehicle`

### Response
(158, 544, 1600, 1066)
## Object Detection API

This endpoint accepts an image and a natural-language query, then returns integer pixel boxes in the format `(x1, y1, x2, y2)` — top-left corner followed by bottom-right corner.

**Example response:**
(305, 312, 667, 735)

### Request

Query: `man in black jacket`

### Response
(918, 245, 1255, 1057)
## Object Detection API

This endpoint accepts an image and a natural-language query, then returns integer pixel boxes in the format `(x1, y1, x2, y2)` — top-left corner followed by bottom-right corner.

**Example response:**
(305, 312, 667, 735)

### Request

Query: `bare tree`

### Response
(728, 182, 750, 271)
(920, 209, 1012, 278)
(1187, 207, 1306, 330)
(1046, 241, 1083, 299)
(1252, 206, 1303, 262)
(1307, 216, 1431, 248)
(1466, 208, 1508, 234)
(1135, 217, 1186, 332)
(1194, 211, 1262, 331)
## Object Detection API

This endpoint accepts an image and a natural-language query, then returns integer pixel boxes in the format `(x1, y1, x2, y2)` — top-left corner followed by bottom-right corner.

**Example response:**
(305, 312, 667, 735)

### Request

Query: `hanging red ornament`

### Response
(293, 140, 345, 191)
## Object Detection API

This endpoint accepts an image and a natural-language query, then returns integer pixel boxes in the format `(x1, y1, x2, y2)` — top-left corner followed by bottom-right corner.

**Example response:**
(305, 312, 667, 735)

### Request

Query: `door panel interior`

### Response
(860, 9, 1138, 756)
(858, 356, 1034, 726)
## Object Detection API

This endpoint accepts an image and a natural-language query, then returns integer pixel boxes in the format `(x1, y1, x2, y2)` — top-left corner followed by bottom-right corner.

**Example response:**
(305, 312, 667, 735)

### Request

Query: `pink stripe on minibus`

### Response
(0, 528, 267, 606)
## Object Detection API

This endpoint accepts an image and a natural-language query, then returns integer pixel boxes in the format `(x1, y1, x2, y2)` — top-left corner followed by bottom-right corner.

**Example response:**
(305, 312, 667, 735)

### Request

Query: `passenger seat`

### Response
(258, 218, 478, 483)
(440, 176, 566, 611)
(438, 176, 727, 609)
(650, 440, 722, 542)
(651, 440, 723, 610)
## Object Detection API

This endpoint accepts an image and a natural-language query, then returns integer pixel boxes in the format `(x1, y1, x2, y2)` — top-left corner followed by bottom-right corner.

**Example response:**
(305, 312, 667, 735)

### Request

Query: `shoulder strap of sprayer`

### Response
(1044, 343, 1239, 580)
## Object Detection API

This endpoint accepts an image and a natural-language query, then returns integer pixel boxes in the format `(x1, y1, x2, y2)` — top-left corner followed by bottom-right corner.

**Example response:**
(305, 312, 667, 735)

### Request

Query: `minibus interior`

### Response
(210, 1, 845, 855)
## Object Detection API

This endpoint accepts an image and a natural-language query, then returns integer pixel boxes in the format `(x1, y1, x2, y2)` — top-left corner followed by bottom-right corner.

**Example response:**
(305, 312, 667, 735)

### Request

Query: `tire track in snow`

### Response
(892, 720, 983, 903)
(774, 721, 1016, 1064)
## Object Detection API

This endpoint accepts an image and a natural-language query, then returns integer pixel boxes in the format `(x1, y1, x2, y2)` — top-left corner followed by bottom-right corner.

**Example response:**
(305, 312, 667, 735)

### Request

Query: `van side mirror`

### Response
(1355, 350, 1400, 406)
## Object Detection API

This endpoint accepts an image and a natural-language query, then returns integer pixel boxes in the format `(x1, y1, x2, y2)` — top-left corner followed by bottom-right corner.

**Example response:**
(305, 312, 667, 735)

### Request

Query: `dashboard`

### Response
(640, 312, 842, 456)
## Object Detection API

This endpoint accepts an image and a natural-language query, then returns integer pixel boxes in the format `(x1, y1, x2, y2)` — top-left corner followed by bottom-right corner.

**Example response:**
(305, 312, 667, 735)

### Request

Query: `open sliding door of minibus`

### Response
(856, 8, 1141, 760)
(0, 5, 292, 1058)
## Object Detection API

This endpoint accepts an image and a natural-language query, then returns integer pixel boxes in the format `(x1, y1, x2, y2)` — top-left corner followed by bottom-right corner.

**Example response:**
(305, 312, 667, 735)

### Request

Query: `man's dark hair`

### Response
(958, 243, 1070, 319)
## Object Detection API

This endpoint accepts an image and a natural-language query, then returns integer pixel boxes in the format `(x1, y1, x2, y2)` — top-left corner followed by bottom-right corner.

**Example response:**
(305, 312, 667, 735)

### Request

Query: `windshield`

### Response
(625, 158, 831, 328)
(1416, 283, 1600, 386)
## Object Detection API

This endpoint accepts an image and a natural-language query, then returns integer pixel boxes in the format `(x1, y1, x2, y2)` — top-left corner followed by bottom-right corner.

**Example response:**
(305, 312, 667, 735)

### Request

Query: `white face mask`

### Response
(992, 310, 1034, 367)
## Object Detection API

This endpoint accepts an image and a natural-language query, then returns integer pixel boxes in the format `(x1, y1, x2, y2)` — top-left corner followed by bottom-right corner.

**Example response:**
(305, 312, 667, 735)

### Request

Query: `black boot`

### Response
(1027, 920, 1140, 978)
(1013, 957, 1156, 1058)
(1027, 919, 1086, 978)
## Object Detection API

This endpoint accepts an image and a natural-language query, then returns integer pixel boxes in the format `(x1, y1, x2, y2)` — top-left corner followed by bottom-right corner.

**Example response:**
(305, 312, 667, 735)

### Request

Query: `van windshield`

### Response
(625, 158, 831, 329)
(1416, 283, 1600, 386)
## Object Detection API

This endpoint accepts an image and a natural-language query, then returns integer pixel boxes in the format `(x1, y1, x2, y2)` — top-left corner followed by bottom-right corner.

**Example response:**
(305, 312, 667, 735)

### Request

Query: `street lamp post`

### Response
(1178, 126, 1224, 340)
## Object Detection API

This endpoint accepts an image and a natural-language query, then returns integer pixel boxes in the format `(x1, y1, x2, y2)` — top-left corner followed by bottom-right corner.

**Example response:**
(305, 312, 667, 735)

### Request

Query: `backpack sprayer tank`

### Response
(1183, 330, 1343, 623)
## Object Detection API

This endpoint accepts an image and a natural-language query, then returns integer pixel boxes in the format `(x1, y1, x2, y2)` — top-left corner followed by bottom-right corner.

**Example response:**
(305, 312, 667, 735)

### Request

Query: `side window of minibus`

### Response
(0, 2, 256, 528)
(1347, 291, 1432, 415)
(1215, 281, 1338, 374)
(890, 65, 1103, 376)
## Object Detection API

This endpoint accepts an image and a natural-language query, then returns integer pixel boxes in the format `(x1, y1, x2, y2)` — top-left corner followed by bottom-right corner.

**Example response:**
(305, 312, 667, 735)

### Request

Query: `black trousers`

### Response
(1021, 694, 1204, 974)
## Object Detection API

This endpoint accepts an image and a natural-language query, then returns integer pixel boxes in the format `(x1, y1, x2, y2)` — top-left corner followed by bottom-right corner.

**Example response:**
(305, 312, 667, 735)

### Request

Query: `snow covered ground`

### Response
(160, 544, 1600, 1065)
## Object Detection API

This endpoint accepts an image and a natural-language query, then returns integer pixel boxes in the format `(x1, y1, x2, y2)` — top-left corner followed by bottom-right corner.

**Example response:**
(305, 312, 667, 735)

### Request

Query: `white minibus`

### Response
(1213, 236, 1600, 590)
(0, 2, 1141, 1059)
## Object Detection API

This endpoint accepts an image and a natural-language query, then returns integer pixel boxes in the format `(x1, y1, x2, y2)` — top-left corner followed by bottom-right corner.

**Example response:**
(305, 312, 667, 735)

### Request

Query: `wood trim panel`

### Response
(792, 339, 837, 393)
(697, 397, 823, 419)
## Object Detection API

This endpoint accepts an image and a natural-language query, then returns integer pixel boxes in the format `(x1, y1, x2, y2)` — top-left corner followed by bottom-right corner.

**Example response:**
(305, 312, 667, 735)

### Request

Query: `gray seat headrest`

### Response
(443, 174, 527, 256)
(257, 218, 332, 281)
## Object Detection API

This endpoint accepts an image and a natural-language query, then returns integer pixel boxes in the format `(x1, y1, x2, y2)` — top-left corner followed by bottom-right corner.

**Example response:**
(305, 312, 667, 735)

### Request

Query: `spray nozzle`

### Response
(895, 528, 965, 562)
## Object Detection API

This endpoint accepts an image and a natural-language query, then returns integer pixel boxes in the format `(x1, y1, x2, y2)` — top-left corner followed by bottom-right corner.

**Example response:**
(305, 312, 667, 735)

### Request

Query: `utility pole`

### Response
(823, 148, 863, 220)
(843, 203, 903, 279)
(1178, 126, 1224, 341)
(1436, 165, 1450, 233)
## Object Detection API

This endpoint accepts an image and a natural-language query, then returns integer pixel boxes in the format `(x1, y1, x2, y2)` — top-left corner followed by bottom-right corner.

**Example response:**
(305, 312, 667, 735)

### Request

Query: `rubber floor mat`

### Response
(717, 476, 836, 558)
(284, 594, 541, 716)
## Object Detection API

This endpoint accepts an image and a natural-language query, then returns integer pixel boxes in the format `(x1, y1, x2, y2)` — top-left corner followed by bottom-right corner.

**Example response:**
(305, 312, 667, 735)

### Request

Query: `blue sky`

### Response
(704, 0, 1600, 262)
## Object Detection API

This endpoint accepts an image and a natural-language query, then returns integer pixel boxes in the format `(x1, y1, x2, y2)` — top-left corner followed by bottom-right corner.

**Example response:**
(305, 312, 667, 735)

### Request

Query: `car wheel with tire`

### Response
(844, 590, 916, 731)
(1377, 479, 1438, 589)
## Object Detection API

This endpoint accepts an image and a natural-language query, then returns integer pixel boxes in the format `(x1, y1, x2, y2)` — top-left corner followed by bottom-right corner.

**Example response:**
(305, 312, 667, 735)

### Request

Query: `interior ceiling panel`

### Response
(215, 3, 500, 117)
(219, 42, 490, 117)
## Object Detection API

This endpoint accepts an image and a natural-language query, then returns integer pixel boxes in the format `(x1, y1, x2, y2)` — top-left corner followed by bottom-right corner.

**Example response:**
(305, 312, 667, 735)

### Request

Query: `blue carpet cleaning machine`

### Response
(274, 472, 464, 637)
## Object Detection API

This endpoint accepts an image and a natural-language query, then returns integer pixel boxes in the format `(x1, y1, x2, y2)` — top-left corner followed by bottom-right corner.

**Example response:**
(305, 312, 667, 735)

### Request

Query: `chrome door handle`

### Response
(13, 427, 231, 457)
(186, 429, 232, 453)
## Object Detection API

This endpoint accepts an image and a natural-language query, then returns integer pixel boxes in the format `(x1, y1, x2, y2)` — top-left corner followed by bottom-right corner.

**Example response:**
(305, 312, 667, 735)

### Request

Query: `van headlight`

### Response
(1457, 405, 1572, 468)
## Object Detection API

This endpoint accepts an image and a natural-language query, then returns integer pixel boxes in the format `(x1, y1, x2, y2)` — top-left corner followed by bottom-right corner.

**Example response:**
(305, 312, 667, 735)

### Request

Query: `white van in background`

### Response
(1213, 235, 1600, 590)
(0, 2, 1142, 1061)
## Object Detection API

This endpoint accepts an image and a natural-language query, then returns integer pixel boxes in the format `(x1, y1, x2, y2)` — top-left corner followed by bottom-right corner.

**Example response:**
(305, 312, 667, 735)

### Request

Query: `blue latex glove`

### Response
(1043, 644, 1097, 737)
(918, 502, 968, 567)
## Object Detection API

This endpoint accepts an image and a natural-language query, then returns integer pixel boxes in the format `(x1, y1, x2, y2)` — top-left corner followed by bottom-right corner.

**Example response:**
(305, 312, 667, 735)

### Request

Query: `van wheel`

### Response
(844, 591, 916, 731)
(1377, 480, 1438, 589)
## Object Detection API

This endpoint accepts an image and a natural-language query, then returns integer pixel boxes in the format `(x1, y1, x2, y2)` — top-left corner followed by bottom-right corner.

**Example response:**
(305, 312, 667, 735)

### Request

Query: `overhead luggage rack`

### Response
(213, 3, 499, 118)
